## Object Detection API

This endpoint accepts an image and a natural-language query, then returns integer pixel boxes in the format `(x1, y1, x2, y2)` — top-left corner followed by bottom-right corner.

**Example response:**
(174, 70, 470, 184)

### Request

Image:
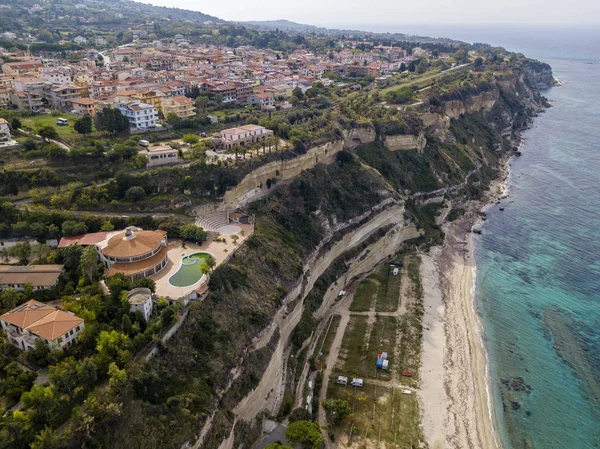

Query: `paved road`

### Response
(254, 423, 291, 449)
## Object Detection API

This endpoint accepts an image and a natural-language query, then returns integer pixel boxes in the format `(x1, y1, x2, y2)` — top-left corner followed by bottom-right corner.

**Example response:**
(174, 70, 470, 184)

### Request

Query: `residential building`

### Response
(98, 227, 168, 281)
(145, 145, 179, 168)
(50, 85, 88, 111)
(127, 288, 153, 322)
(117, 100, 158, 129)
(247, 92, 275, 110)
(41, 71, 72, 86)
(0, 88, 11, 108)
(0, 118, 11, 142)
(0, 300, 84, 351)
(0, 265, 64, 291)
(1, 61, 44, 77)
(71, 97, 100, 116)
(161, 95, 195, 118)
(211, 124, 274, 150)
(131, 90, 163, 112)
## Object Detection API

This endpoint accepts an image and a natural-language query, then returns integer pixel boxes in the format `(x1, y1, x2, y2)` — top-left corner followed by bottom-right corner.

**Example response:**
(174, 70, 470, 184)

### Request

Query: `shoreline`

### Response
(420, 157, 512, 449)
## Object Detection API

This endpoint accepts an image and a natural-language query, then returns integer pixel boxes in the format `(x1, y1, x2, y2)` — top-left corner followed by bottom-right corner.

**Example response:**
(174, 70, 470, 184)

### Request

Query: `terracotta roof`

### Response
(0, 300, 83, 342)
(102, 230, 166, 258)
(105, 245, 168, 277)
(58, 232, 107, 248)
(0, 265, 63, 287)
(71, 97, 99, 105)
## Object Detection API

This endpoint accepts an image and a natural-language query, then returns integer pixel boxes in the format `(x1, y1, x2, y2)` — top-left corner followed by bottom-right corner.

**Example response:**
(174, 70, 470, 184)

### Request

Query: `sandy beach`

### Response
(419, 169, 510, 449)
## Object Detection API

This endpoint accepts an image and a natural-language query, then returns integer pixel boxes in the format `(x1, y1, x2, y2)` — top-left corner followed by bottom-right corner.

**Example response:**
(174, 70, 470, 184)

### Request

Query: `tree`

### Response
(121, 314, 132, 335)
(10, 242, 31, 264)
(61, 220, 88, 237)
(132, 277, 156, 293)
(289, 407, 311, 423)
(96, 330, 133, 369)
(285, 421, 323, 449)
(125, 186, 146, 202)
(183, 133, 199, 145)
(100, 220, 115, 231)
(167, 113, 181, 125)
(178, 223, 207, 243)
(416, 59, 428, 74)
(45, 144, 69, 161)
(80, 245, 98, 282)
(195, 96, 209, 110)
(94, 108, 129, 134)
(200, 263, 211, 275)
(322, 399, 351, 425)
(206, 254, 216, 271)
(11, 117, 21, 131)
(49, 357, 79, 394)
(26, 338, 51, 367)
(0, 287, 22, 310)
(37, 125, 58, 140)
(74, 114, 93, 134)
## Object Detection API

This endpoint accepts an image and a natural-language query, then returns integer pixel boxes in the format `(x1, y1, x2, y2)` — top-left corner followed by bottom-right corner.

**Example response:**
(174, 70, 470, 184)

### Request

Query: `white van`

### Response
(56, 118, 68, 126)
(337, 376, 348, 385)
(138, 140, 150, 147)
(351, 378, 363, 387)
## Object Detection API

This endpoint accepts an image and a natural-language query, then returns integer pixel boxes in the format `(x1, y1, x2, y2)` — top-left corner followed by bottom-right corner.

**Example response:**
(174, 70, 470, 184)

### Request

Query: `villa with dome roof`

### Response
(97, 227, 168, 281)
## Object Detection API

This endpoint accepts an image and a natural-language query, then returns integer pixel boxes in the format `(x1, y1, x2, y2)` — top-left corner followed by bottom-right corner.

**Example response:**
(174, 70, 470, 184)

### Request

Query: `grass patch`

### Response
(337, 316, 369, 378)
(375, 265, 402, 313)
(21, 113, 80, 138)
(367, 316, 400, 382)
(395, 258, 424, 384)
(349, 278, 378, 312)
(327, 382, 424, 447)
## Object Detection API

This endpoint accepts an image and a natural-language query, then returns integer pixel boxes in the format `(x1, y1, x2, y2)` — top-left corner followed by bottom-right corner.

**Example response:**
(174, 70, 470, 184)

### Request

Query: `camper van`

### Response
(56, 118, 69, 126)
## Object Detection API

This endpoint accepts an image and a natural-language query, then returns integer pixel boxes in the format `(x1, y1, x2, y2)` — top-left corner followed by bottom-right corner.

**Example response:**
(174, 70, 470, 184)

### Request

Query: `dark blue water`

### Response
(343, 23, 600, 449)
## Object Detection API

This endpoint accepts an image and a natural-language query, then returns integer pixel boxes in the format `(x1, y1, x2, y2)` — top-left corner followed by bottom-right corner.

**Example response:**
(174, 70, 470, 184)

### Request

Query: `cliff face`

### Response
(522, 59, 557, 89)
(74, 61, 554, 449)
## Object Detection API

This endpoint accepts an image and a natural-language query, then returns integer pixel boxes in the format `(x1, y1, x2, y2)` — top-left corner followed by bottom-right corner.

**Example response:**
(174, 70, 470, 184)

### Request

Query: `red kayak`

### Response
(401, 371, 412, 377)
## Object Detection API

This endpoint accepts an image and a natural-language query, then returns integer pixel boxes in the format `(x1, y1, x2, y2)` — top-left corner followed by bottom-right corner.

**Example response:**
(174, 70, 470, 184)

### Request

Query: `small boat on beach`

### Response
(401, 371, 412, 377)
(401, 390, 412, 395)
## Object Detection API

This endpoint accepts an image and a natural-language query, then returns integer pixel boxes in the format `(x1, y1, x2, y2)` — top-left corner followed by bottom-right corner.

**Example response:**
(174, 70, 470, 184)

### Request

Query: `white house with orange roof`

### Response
(0, 300, 84, 351)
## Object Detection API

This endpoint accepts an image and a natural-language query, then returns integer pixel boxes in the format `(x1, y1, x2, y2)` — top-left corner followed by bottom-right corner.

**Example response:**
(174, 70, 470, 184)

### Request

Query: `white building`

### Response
(145, 145, 179, 168)
(41, 71, 72, 86)
(117, 100, 158, 129)
(1, 300, 84, 351)
(210, 124, 274, 150)
(127, 288, 153, 322)
(0, 118, 11, 142)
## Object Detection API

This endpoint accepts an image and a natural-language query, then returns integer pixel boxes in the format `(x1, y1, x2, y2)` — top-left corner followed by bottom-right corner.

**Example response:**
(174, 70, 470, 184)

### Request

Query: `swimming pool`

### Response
(168, 252, 212, 288)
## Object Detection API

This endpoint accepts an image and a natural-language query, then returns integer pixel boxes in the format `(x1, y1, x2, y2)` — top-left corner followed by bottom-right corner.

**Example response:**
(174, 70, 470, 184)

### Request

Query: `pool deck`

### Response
(151, 223, 253, 299)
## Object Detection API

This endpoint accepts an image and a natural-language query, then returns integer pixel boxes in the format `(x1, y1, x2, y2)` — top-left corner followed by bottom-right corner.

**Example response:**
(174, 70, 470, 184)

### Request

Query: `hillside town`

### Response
(0, 36, 429, 125)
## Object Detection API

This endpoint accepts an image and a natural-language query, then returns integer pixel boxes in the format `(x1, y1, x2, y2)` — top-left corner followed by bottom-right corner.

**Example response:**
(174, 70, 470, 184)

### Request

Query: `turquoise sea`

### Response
(399, 24, 600, 449)
(476, 56, 600, 448)
(342, 23, 600, 449)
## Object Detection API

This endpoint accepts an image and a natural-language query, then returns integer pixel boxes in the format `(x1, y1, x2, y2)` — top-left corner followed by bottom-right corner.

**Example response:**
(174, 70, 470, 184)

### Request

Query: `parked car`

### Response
(138, 140, 150, 147)
(200, 132, 207, 137)
(337, 376, 348, 385)
(56, 118, 68, 126)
